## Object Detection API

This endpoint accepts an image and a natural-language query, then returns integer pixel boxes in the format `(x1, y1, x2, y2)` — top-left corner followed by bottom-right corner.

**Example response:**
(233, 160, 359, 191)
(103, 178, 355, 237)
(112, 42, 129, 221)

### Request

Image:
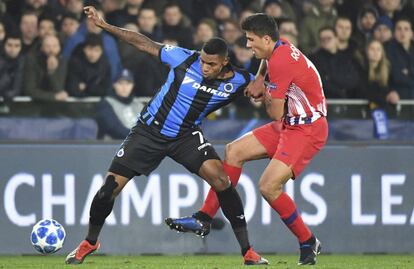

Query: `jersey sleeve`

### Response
(267, 48, 294, 99)
(159, 45, 195, 68)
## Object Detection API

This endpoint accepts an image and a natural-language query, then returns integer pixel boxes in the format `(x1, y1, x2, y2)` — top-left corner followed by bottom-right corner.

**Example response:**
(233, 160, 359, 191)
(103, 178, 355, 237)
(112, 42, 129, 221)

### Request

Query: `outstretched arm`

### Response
(84, 6, 162, 57)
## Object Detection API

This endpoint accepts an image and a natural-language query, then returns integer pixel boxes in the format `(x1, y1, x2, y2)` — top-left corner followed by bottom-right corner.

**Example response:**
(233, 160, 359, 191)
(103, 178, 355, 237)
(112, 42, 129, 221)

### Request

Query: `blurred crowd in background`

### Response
(0, 0, 413, 140)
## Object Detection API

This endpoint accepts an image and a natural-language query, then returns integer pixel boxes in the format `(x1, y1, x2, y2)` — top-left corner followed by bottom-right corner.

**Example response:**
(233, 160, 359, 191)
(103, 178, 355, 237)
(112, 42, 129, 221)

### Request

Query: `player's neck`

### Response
(265, 41, 278, 60)
(217, 65, 234, 80)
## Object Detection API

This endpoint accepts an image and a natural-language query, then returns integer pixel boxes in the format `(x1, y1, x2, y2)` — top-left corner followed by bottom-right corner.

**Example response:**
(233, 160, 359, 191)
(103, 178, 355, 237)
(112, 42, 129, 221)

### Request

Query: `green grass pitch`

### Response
(0, 254, 413, 269)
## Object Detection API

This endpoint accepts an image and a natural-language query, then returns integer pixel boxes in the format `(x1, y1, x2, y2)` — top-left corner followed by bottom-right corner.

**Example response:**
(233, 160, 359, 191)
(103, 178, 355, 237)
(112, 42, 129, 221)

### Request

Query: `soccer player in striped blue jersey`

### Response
(65, 6, 268, 266)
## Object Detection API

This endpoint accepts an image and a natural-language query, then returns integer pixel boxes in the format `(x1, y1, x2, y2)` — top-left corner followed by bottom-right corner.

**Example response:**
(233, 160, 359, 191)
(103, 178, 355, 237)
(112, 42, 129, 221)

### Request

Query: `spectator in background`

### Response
(220, 19, 242, 48)
(310, 27, 361, 98)
(354, 5, 378, 47)
(60, 12, 80, 43)
(137, 7, 163, 42)
(213, 3, 233, 25)
(263, 0, 296, 22)
(106, 0, 144, 27)
(0, 33, 24, 101)
(359, 39, 394, 108)
(20, 11, 39, 55)
(376, 0, 403, 22)
(238, 8, 255, 26)
(22, 0, 60, 21)
(373, 16, 393, 43)
(118, 23, 168, 97)
(24, 34, 68, 101)
(161, 2, 193, 48)
(96, 69, 143, 139)
(101, 0, 121, 15)
(63, 5, 122, 81)
(385, 18, 414, 100)
(64, 0, 84, 20)
(193, 19, 217, 50)
(38, 16, 57, 39)
(299, 0, 338, 55)
(231, 36, 260, 74)
(335, 16, 358, 56)
(66, 33, 111, 97)
(278, 18, 299, 46)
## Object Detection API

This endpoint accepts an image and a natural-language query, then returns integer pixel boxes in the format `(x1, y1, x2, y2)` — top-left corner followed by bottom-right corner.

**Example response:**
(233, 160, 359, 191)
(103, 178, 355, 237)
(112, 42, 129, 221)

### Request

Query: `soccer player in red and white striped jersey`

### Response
(167, 14, 328, 266)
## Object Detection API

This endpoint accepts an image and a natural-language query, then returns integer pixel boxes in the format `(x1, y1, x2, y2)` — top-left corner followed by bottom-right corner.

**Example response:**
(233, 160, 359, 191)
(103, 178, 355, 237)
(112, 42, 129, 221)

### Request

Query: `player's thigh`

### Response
(247, 121, 283, 159)
(259, 158, 293, 202)
(111, 123, 167, 176)
(168, 129, 221, 176)
(275, 119, 328, 178)
(225, 131, 269, 164)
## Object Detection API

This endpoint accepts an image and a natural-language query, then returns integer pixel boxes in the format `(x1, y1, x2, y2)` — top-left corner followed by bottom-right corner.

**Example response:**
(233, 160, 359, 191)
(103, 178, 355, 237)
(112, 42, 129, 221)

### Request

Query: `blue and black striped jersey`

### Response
(139, 45, 254, 138)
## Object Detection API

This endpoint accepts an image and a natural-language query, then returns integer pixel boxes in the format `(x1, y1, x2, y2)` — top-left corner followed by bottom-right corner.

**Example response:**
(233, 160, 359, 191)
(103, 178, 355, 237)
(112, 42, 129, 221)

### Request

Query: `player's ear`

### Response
(222, 56, 229, 66)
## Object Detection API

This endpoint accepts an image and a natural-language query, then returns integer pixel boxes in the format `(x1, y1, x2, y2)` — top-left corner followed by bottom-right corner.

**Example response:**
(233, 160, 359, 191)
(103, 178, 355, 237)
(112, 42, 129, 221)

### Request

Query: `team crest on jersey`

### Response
(223, 83, 233, 93)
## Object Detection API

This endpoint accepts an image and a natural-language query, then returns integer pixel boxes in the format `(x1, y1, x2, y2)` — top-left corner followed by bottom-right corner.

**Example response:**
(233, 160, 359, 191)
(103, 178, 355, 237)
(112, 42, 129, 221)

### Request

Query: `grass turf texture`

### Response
(0, 254, 413, 269)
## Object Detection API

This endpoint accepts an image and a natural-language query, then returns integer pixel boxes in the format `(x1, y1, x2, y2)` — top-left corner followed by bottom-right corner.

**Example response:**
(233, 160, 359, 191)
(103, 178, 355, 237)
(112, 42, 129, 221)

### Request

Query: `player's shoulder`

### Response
(230, 64, 254, 83)
(269, 39, 303, 66)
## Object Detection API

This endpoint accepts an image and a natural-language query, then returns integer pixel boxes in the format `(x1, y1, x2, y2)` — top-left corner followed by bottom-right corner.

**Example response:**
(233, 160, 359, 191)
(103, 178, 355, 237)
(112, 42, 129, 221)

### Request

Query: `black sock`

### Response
(86, 224, 102, 245)
(86, 190, 115, 244)
(216, 186, 250, 255)
(193, 211, 212, 222)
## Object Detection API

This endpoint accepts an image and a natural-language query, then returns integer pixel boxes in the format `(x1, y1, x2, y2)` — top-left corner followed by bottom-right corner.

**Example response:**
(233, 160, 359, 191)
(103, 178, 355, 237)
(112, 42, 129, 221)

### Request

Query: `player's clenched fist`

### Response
(84, 6, 105, 28)
(244, 75, 265, 99)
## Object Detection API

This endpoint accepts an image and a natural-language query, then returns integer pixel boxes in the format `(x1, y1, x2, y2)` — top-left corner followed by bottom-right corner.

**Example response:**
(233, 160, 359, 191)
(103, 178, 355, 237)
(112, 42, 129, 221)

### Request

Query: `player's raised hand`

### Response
(84, 6, 105, 28)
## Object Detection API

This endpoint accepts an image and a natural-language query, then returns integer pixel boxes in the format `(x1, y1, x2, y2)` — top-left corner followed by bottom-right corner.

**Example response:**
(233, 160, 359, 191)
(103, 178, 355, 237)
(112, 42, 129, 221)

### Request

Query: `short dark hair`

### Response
(84, 33, 103, 48)
(4, 31, 22, 43)
(318, 26, 336, 36)
(241, 13, 279, 41)
(394, 17, 412, 29)
(202, 37, 228, 58)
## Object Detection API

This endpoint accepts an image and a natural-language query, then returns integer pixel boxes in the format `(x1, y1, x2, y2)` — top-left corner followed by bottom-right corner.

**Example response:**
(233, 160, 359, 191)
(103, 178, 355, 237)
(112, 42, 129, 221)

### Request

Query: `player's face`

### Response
(245, 31, 271, 59)
(200, 51, 228, 79)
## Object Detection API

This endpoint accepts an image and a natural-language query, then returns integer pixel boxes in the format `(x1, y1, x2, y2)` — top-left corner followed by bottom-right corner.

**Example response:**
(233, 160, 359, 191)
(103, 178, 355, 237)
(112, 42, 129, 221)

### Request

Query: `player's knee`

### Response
(210, 175, 230, 192)
(259, 180, 283, 201)
(224, 142, 242, 164)
(97, 175, 119, 201)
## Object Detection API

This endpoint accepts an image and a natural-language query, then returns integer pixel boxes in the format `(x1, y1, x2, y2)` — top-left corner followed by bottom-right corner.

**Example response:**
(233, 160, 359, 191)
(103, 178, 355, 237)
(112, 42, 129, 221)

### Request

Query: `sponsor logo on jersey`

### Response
(191, 82, 230, 98)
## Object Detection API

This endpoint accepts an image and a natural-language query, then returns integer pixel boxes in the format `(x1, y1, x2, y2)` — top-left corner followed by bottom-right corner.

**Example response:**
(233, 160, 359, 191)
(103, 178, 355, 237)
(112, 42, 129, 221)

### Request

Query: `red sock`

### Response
(270, 192, 312, 243)
(200, 162, 242, 218)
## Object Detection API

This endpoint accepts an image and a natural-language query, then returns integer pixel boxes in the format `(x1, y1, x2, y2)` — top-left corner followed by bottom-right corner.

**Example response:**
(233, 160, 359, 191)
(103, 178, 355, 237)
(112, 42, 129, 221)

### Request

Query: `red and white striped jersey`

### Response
(267, 39, 327, 125)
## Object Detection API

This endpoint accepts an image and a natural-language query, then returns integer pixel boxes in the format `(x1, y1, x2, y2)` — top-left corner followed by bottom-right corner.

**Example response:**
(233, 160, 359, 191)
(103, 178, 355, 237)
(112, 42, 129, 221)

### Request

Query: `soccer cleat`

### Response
(298, 237, 321, 265)
(65, 240, 100, 264)
(165, 215, 211, 237)
(243, 247, 269, 265)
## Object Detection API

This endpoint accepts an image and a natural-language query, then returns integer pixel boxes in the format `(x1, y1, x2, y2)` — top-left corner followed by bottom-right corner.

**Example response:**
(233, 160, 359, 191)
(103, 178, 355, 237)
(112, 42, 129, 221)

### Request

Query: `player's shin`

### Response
(86, 175, 118, 245)
(216, 186, 250, 256)
(270, 192, 312, 243)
